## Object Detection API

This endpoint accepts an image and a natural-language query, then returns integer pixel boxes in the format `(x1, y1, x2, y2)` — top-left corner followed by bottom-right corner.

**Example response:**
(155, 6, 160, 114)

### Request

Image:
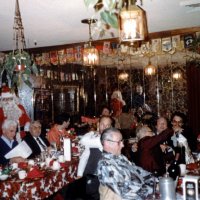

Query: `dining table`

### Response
(0, 158, 78, 200)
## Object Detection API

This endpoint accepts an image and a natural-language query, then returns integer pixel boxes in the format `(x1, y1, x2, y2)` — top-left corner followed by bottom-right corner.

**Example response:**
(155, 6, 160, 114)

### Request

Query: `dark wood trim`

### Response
(7, 26, 199, 54)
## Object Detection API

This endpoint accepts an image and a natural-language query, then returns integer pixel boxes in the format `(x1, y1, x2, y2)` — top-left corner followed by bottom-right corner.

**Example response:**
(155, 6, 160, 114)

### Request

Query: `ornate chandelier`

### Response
(82, 19, 99, 66)
(119, 0, 148, 42)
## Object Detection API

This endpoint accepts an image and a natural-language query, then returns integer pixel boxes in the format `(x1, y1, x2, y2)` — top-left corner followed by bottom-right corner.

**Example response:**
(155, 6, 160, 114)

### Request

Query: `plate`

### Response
(0, 174, 8, 181)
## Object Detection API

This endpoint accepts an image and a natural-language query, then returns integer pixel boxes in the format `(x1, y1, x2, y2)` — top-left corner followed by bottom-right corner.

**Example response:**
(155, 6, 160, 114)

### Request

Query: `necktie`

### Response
(36, 137, 46, 150)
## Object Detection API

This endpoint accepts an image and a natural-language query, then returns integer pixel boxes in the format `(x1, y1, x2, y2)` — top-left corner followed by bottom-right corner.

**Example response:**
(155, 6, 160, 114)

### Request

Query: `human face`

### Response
(101, 108, 110, 116)
(99, 118, 112, 134)
(3, 126, 17, 141)
(106, 132, 124, 156)
(172, 116, 183, 131)
(30, 122, 42, 137)
(156, 118, 167, 134)
(1, 97, 14, 107)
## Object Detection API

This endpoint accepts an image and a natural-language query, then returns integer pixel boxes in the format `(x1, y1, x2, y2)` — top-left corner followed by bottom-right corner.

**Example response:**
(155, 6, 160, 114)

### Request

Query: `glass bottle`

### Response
(168, 152, 180, 181)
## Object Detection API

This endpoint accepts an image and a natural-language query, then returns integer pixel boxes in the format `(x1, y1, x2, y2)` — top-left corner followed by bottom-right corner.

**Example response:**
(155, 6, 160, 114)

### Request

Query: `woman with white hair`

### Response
(136, 125, 173, 176)
(110, 89, 126, 117)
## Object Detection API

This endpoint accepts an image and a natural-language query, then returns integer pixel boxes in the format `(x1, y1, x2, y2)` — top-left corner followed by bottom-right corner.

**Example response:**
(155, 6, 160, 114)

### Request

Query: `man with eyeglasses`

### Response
(170, 111, 195, 164)
(97, 127, 155, 200)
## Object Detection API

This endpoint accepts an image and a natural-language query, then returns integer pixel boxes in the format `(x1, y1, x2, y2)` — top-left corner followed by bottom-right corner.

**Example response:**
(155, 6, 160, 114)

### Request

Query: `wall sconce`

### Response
(144, 60, 156, 75)
(118, 71, 129, 81)
(82, 19, 99, 66)
(172, 68, 182, 79)
(119, 0, 148, 42)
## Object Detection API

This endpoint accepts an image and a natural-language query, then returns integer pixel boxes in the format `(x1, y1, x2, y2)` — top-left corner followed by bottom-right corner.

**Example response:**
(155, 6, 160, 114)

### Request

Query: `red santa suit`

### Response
(0, 86, 30, 140)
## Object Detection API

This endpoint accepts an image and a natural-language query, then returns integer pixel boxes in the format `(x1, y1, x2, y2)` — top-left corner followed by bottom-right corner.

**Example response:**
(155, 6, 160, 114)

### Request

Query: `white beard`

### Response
(2, 100, 22, 122)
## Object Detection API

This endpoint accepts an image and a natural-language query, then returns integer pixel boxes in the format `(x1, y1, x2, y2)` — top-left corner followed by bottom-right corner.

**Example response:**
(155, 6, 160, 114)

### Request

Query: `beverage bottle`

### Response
(167, 152, 180, 181)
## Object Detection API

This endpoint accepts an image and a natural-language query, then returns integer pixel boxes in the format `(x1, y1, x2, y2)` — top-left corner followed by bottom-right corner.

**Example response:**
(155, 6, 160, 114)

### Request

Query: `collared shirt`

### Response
(97, 152, 154, 200)
(1, 135, 14, 149)
(77, 131, 102, 177)
(33, 136, 46, 152)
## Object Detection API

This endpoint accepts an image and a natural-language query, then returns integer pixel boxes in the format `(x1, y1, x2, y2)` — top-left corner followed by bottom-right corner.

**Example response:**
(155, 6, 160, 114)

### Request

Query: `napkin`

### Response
(26, 167, 44, 179)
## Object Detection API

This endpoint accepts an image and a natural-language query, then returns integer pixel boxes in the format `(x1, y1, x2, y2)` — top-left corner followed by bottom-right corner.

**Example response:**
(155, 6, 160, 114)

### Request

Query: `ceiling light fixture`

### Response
(81, 18, 99, 66)
(172, 68, 182, 79)
(144, 59, 156, 75)
(118, 71, 129, 81)
(119, 0, 148, 42)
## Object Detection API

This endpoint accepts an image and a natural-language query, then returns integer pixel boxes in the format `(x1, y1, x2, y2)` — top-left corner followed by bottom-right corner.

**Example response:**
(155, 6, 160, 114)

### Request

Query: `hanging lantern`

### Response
(173, 68, 182, 79)
(82, 19, 99, 66)
(83, 42, 99, 66)
(118, 71, 129, 81)
(144, 61, 156, 76)
(15, 64, 26, 71)
(119, 0, 148, 42)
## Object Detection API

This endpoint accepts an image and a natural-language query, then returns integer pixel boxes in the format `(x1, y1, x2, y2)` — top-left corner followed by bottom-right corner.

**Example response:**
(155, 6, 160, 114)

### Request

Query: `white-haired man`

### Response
(0, 85, 30, 142)
(97, 127, 154, 200)
(0, 119, 25, 166)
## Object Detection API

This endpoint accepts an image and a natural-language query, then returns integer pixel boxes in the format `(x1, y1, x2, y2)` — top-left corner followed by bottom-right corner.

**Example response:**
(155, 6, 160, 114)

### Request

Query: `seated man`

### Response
(77, 116, 113, 177)
(64, 116, 113, 200)
(0, 119, 25, 166)
(137, 125, 173, 176)
(23, 120, 50, 159)
(97, 127, 155, 200)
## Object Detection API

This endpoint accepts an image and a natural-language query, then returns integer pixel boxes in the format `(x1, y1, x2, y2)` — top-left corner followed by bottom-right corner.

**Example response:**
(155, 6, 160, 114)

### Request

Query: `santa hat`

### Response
(1, 85, 13, 98)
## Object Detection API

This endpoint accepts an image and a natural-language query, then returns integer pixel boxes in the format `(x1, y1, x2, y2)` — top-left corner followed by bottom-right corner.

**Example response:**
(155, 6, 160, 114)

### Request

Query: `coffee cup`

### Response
(11, 163, 18, 169)
(52, 161, 60, 170)
(28, 159, 35, 166)
(45, 157, 52, 167)
(18, 170, 27, 179)
(58, 155, 65, 163)
(179, 164, 186, 176)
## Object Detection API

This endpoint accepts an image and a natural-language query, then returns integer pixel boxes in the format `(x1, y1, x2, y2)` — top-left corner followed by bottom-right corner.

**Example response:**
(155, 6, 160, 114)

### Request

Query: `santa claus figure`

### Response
(111, 89, 126, 117)
(0, 85, 30, 142)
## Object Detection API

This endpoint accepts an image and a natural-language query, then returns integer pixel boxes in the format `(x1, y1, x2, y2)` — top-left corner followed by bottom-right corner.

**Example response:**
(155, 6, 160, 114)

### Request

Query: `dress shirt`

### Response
(34, 136, 46, 151)
(97, 152, 154, 200)
(1, 135, 14, 148)
(171, 131, 194, 164)
(77, 131, 102, 177)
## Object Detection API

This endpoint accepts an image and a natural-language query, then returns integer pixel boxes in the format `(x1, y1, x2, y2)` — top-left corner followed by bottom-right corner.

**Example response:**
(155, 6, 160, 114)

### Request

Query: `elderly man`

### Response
(64, 116, 113, 200)
(97, 127, 154, 200)
(23, 121, 50, 159)
(0, 85, 30, 141)
(77, 115, 113, 177)
(155, 117, 175, 165)
(137, 125, 173, 176)
(0, 119, 25, 165)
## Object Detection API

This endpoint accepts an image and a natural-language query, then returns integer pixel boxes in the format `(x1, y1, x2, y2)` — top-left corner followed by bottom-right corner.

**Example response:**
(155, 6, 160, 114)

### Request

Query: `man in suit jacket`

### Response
(137, 125, 173, 176)
(23, 121, 50, 159)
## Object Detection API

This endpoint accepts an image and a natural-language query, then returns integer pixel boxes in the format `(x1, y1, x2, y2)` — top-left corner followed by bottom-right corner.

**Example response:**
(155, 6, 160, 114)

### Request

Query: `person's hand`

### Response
(173, 127, 183, 133)
(10, 156, 26, 164)
(160, 144, 168, 152)
(131, 143, 138, 152)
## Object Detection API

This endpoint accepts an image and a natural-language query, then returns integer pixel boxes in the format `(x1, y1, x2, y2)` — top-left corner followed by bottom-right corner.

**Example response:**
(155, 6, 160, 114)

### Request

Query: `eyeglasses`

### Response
(172, 120, 183, 124)
(105, 139, 124, 145)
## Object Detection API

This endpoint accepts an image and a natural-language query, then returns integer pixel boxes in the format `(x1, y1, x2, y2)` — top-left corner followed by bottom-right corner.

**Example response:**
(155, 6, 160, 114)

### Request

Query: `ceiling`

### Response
(0, 0, 200, 52)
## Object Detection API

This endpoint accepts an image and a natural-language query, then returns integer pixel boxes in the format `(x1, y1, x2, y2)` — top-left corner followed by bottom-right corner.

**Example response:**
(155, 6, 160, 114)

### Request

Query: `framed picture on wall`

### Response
(151, 38, 162, 53)
(162, 37, 172, 52)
